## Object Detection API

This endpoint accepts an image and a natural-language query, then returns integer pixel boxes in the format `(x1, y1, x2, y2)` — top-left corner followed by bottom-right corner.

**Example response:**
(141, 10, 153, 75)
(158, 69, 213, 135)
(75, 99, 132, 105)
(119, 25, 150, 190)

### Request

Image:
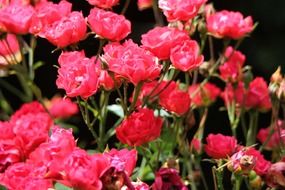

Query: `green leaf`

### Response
(33, 61, 45, 70)
(54, 183, 73, 190)
(107, 104, 124, 118)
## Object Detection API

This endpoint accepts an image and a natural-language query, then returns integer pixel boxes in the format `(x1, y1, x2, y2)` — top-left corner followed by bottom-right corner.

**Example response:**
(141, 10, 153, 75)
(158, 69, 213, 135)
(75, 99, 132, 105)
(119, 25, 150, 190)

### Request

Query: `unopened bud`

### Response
(271, 66, 283, 83)
(249, 170, 262, 190)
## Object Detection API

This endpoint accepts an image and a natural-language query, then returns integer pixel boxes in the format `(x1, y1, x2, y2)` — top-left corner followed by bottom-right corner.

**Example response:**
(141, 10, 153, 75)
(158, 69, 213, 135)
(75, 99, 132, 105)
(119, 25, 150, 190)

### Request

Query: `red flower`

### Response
(103, 40, 161, 85)
(245, 77, 271, 111)
(219, 46, 246, 82)
(0, 34, 21, 67)
(170, 40, 203, 72)
(207, 10, 253, 39)
(56, 51, 100, 99)
(116, 108, 163, 146)
(86, 0, 119, 9)
(188, 82, 221, 107)
(39, 11, 86, 47)
(30, 0, 72, 34)
(190, 138, 202, 154)
(245, 148, 271, 176)
(257, 120, 285, 150)
(159, 81, 191, 115)
(221, 82, 246, 107)
(47, 96, 78, 119)
(266, 162, 285, 188)
(158, 0, 206, 22)
(88, 8, 131, 41)
(0, 3, 35, 34)
(152, 168, 188, 190)
(104, 148, 137, 176)
(141, 26, 190, 60)
(204, 133, 237, 159)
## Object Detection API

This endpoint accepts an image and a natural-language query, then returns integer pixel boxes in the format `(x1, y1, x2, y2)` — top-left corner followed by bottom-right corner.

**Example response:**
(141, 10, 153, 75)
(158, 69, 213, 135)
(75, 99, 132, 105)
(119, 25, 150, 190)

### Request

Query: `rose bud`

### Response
(137, 0, 153, 11)
(0, 34, 22, 68)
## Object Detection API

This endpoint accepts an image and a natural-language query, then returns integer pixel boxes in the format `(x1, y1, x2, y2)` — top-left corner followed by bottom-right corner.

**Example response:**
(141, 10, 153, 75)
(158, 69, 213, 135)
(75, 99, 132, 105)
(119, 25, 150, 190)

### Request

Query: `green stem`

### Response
(128, 82, 143, 115)
(246, 111, 259, 146)
(152, 0, 164, 26)
(120, 0, 131, 15)
(98, 90, 110, 151)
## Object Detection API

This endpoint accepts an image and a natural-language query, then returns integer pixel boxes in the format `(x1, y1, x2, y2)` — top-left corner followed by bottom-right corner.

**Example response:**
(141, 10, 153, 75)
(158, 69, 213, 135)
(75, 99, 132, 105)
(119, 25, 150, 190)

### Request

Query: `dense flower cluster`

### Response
(0, 0, 282, 189)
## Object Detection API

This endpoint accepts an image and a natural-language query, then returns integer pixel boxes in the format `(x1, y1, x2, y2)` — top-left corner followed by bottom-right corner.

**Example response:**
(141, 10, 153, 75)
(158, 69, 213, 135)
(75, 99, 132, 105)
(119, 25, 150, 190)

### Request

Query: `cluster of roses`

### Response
(0, 101, 189, 190)
(1, 0, 285, 189)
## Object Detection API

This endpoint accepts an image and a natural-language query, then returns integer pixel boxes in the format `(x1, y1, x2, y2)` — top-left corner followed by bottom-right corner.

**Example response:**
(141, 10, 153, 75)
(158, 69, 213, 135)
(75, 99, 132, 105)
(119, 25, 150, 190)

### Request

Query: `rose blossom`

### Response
(141, 26, 190, 60)
(207, 10, 254, 39)
(190, 138, 202, 154)
(158, 0, 206, 22)
(0, 162, 52, 190)
(170, 39, 204, 72)
(30, 0, 72, 34)
(103, 40, 161, 85)
(116, 108, 163, 146)
(0, 122, 22, 172)
(39, 11, 86, 47)
(152, 168, 188, 190)
(137, 0, 153, 10)
(46, 96, 78, 119)
(204, 133, 237, 159)
(257, 120, 285, 150)
(245, 77, 271, 111)
(28, 127, 76, 178)
(159, 81, 191, 115)
(62, 149, 108, 190)
(104, 149, 137, 176)
(0, 3, 35, 34)
(219, 46, 246, 82)
(188, 82, 221, 107)
(244, 148, 271, 176)
(0, 34, 22, 67)
(266, 162, 285, 188)
(88, 8, 131, 41)
(86, 0, 119, 9)
(56, 51, 100, 99)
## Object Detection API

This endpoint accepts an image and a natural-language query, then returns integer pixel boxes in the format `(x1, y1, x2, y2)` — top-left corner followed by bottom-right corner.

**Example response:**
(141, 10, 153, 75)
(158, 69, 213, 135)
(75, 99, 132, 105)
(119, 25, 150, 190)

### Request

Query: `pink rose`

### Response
(188, 82, 221, 107)
(39, 11, 86, 47)
(159, 81, 191, 115)
(0, 34, 21, 67)
(158, 0, 206, 22)
(0, 3, 35, 34)
(116, 108, 163, 146)
(62, 149, 107, 190)
(141, 26, 190, 60)
(56, 51, 100, 99)
(0, 162, 52, 190)
(28, 127, 76, 178)
(207, 10, 253, 39)
(88, 8, 131, 41)
(12, 112, 52, 157)
(266, 162, 285, 188)
(104, 148, 137, 176)
(152, 168, 188, 190)
(219, 46, 246, 82)
(30, 0, 72, 34)
(86, 0, 119, 9)
(0, 122, 22, 172)
(103, 40, 161, 85)
(204, 133, 237, 159)
(47, 96, 78, 119)
(170, 39, 204, 72)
